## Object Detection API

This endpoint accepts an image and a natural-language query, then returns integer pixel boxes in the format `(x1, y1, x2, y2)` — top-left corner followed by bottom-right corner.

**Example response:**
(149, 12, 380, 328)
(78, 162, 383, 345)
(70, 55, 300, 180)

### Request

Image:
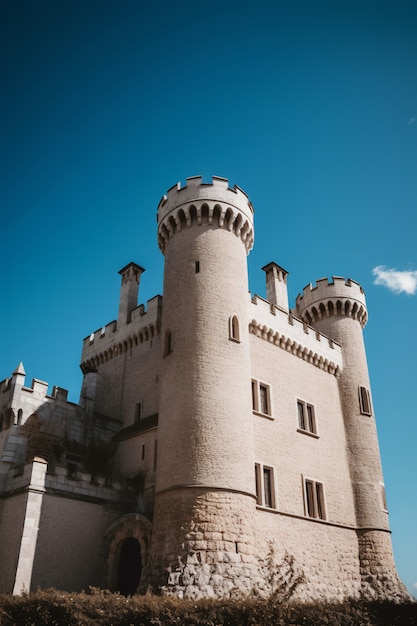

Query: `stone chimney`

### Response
(262, 262, 289, 312)
(118, 262, 145, 324)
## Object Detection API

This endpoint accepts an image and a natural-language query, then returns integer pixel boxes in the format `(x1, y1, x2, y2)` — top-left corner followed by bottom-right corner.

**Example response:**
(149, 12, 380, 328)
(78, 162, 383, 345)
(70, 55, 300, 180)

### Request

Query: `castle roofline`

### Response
(157, 176, 253, 219)
(296, 276, 368, 328)
(296, 276, 366, 309)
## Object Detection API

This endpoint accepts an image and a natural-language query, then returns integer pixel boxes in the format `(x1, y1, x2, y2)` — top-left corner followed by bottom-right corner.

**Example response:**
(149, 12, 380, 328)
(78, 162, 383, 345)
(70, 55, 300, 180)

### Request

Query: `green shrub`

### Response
(0, 588, 415, 626)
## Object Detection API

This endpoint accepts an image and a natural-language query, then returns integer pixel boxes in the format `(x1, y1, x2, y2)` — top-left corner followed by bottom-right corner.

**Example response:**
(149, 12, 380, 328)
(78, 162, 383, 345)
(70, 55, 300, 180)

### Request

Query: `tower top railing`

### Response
(157, 176, 255, 254)
(295, 277, 368, 328)
(157, 175, 253, 221)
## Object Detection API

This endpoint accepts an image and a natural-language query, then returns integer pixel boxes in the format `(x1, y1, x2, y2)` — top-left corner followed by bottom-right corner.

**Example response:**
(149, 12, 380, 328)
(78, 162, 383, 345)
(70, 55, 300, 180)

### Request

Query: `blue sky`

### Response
(1, 0, 416, 596)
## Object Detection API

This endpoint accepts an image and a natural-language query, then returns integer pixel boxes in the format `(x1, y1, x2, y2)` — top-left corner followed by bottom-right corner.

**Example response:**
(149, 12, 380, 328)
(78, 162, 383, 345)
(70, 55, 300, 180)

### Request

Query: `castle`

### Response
(0, 176, 408, 600)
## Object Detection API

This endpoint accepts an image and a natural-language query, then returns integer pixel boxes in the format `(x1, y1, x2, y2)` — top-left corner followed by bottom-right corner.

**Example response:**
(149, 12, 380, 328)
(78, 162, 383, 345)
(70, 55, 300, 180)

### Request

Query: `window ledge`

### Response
(256, 505, 277, 512)
(297, 428, 319, 439)
(253, 411, 274, 421)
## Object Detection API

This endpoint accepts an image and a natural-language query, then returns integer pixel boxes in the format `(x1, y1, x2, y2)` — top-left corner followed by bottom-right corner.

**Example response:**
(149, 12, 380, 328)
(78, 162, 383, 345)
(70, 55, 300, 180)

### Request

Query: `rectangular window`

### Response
(359, 386, 372, 416)
(263, 467, 273, 508)
(259, 385, 269, 415)
(297, 401, 306, 430)
(195, 261, 200, 273)
(252, 380, 272, 417)
(304, 478, 326, 519)
(255, 463, 275, 508)
(297, 400, 317, 435)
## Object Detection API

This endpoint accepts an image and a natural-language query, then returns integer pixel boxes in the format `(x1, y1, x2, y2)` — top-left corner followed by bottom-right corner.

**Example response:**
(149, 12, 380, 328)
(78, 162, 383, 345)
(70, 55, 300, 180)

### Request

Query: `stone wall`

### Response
(31, 493, 107, 591)
(0, 491, 28, 592)
(141, 489, 258, 599)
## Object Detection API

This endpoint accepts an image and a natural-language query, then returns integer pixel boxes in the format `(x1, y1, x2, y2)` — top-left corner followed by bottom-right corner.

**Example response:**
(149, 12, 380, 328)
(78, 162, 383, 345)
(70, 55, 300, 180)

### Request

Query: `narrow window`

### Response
(380, 482, 388, 511)
(263, 467, 273, 508)
(135, 402, 142, 423)
(297, 401, 306, 430)
(153, 440, 158, 471)
(305, 480, 315, 517)
(304, 479, 326, 519)
(307, 404, 316, 433)
(259, 385, 269, 415)
(316, 482, 325, 519)
(141, 444, 145, 460)
(229, 315, 240, 342)
(164, 330, 172, 356)
(251, 380, 257, 412)
(195, 261, 200, 273)
(255, 463, 261, 504)
(359, 386, 372, 415)
(255, 463, 275, 508)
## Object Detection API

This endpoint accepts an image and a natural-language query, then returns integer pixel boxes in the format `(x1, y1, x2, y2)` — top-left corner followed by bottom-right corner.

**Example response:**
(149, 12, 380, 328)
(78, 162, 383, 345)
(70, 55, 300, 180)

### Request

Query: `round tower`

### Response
(145, 176, 258, 597)
(296, 277, 408, 599)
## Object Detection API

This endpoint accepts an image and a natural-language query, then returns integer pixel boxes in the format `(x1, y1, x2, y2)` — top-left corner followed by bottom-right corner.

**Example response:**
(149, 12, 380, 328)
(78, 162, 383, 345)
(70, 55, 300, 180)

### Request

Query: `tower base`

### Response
(358, 530, 410, 601)
(140, 488, 259, 599)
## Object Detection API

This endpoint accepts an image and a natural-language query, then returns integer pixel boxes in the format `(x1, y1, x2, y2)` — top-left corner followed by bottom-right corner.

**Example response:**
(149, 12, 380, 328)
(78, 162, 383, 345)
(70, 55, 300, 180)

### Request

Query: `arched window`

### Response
(229, 315, 240, 342)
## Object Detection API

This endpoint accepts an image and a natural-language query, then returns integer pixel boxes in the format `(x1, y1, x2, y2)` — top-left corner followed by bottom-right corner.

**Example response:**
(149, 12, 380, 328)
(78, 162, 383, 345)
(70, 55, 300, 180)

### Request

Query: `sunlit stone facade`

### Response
(0, 177, 408, 601)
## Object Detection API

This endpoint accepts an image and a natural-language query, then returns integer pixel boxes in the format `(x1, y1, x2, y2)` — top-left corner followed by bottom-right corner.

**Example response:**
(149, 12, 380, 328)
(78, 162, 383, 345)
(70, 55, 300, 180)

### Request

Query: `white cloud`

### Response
(372, 266, 417, 295)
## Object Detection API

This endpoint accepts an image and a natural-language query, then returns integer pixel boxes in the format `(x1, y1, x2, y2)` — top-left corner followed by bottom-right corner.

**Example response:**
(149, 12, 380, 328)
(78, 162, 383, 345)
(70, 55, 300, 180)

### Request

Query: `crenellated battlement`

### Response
(250, 295, 343, 375)
(3, 461, 136, 505)
(157, 176, 254, 254)
(80, 295, 162, 372)
(295, 276, 368, 328)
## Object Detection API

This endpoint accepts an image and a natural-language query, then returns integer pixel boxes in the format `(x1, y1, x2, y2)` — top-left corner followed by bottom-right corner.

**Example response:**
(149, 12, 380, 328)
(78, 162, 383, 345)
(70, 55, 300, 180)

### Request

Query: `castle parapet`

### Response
(80, 295, 162, 373)
(157, 176, 254, 254)
(295, 277, 368, 328)
(250, 295, 343, 375)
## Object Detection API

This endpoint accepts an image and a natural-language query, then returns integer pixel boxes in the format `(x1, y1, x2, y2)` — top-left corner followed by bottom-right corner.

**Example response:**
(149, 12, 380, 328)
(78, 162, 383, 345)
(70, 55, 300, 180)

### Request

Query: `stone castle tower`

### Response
(295, 279, 402, 597)
(0, 176, 408, 601)
(146, 177, 258, 594)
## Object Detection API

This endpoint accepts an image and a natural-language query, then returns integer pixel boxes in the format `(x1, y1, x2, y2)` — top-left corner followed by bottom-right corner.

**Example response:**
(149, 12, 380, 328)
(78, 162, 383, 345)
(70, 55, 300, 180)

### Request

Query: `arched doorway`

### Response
(117, 537, 142, 595)
(105, 513, 152, 592)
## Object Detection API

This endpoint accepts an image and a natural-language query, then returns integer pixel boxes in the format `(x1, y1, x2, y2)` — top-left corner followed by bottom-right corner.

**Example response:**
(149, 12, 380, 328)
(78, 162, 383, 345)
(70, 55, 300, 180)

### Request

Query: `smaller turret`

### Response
(118, 262, 145, 324)
(11, 362, 26, 386)
(295, 276, 367, 328)
(157, 176, 254, 254)
(296, 276, 407, 599)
